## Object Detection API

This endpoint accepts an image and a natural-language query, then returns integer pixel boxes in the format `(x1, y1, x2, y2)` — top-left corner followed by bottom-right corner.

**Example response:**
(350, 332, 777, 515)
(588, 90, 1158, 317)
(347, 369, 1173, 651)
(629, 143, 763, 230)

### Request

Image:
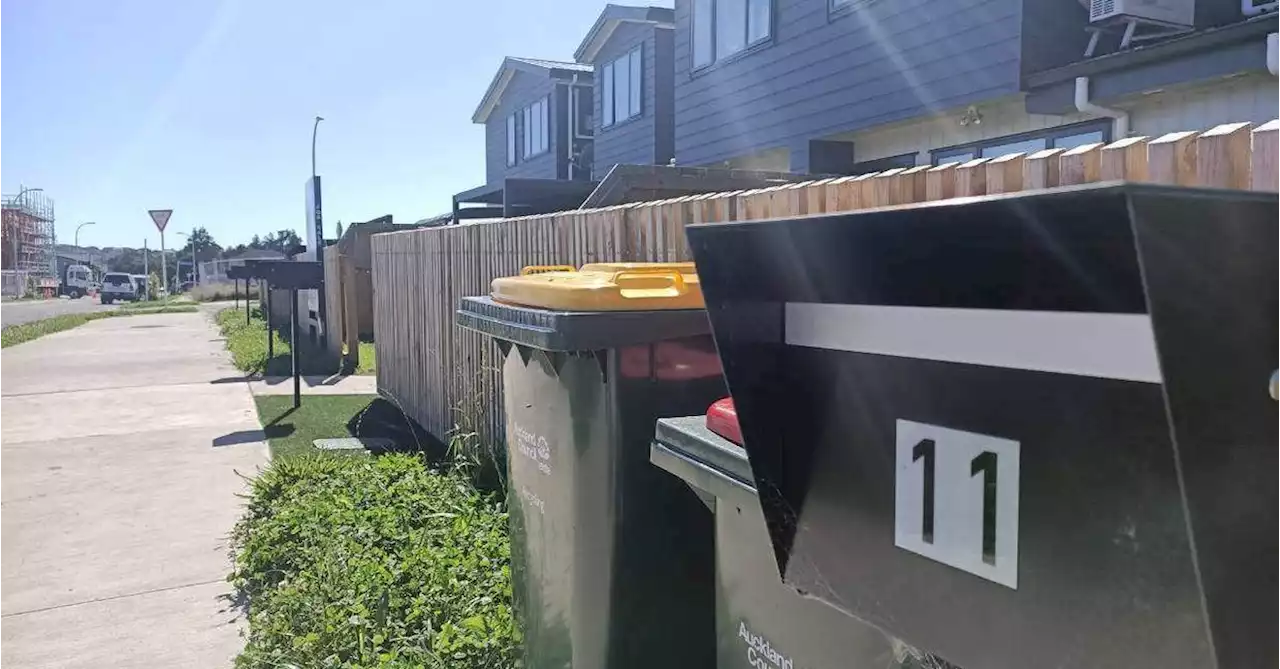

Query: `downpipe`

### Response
(1075, 76, 1130, 140)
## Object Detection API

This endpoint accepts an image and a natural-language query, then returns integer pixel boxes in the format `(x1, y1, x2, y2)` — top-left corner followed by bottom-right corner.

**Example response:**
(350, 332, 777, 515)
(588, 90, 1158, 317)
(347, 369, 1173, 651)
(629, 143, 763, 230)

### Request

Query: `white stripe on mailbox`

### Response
(784, 303, 1162, 383)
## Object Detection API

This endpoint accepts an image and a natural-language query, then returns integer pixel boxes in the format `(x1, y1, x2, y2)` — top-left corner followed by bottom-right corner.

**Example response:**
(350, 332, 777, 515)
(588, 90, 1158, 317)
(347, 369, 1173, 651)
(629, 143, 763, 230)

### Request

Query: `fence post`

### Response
(1147, 131, 1199, 186)
(985, 153, 1026, 194)
(955, 158, 990, 197)
(1250, 119, 1279, 192)
(925, 162, 958, 201)
(871, 168, 907, 206)
(1196, 121, 1253, 190)
(1023, 148, 1064, 190)
(1059, 142, 1104, 185)
(1099, 136, 1150, 182)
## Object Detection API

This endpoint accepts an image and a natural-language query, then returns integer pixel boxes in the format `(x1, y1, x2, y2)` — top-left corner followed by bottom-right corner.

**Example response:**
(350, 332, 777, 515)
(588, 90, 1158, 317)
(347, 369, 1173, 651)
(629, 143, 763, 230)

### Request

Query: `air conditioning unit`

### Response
(1242, 0, 1278, 16)
(1089, 0, 1195, 27)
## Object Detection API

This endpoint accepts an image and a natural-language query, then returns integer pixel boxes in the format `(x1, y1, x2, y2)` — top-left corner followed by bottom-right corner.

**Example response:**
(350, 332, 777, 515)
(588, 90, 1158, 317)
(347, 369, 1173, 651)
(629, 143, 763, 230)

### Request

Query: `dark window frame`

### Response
(691, 0, 774, 74)
(601, 43, 644, 130)
(929, 119, 1113, 166)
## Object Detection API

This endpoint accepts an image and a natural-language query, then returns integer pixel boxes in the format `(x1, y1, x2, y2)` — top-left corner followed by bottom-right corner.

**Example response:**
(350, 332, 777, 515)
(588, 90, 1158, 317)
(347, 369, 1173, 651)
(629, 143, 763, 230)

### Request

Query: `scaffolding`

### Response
(1, 188, 56, 278)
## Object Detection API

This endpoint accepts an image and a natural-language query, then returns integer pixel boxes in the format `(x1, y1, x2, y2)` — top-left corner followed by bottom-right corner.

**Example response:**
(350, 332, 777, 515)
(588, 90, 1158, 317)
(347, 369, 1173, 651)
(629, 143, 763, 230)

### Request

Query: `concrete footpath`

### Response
(1, 312, 269, 668)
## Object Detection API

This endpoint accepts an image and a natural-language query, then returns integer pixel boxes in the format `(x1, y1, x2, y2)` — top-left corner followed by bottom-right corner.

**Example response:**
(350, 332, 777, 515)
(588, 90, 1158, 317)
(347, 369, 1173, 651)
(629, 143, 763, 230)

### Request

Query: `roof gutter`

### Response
(1075, 76, 1129, 140)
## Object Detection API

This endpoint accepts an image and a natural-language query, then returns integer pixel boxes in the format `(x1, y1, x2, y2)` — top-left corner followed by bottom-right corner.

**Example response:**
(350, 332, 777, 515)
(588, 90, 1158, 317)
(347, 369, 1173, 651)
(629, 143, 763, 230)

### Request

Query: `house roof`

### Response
(573, 4, 675, 64)
(472, 57, 594, 124)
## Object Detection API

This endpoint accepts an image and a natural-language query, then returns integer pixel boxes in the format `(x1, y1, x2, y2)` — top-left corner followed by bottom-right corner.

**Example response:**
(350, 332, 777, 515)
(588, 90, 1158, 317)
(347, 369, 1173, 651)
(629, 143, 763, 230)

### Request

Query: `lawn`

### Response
(254, 394, 431, 460)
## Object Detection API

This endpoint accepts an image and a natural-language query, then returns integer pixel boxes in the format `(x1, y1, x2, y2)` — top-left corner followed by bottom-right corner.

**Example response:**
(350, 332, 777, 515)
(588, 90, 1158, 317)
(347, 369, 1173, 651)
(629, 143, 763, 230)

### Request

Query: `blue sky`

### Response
(3, 0, 659, 249)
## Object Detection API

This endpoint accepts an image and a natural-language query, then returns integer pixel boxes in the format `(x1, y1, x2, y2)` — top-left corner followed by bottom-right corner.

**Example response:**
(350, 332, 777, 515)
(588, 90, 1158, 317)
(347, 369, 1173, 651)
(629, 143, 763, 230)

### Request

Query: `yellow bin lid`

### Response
(491, 262, 704, 311)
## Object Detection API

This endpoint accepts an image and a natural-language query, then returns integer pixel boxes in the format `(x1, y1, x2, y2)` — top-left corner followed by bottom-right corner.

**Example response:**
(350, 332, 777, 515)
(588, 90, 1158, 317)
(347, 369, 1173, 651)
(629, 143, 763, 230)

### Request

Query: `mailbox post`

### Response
(227, 264, 255, 326)
(234, 261, 323, 408)
(254, 261, 324, 409)
(686, 183, 1277, 669)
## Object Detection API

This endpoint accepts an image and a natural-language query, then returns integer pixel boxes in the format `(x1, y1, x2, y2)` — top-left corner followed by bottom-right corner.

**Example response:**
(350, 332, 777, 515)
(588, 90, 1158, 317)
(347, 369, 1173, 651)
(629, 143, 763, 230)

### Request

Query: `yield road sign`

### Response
(148, 209, 173, 232)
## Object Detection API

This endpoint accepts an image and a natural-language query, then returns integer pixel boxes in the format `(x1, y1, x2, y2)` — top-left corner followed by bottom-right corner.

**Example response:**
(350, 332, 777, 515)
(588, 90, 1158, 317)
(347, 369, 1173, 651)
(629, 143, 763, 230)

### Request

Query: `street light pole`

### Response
(312, 116, 324, 179)
(74, 221, 96, 249)
(73, 222, 95, 277)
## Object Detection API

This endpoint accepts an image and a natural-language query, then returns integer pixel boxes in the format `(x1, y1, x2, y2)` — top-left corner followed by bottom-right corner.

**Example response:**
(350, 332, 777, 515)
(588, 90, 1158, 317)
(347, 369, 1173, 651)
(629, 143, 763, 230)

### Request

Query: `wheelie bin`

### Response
(652, 398, 924, 669)
(456, 262, 725, 669)
(684, 183, 1278, 669)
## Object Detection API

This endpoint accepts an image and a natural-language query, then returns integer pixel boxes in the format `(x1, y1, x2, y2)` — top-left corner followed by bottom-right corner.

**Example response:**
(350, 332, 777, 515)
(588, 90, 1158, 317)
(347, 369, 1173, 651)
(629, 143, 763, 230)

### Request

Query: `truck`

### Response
(61, 264, 93, 299)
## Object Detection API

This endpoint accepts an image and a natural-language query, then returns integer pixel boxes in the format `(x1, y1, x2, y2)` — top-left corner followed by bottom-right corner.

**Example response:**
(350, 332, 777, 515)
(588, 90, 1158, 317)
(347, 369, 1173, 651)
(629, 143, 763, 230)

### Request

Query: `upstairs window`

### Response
(601, 45, 643, 127)
(521, 96, 549, 159)
(506, 115, 518, 166)
(693, 0, 772, 68)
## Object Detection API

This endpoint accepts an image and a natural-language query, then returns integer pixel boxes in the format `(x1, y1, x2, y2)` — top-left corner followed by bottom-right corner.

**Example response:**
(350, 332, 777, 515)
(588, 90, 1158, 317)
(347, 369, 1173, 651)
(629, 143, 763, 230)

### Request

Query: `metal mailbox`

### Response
(685, 182, 1278, 669)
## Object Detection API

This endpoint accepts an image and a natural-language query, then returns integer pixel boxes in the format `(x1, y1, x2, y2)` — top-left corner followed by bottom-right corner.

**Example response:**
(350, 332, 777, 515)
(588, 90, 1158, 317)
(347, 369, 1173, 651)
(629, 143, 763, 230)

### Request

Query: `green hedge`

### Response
(229, 455, 517, 669)
(216, 305, 332, 376)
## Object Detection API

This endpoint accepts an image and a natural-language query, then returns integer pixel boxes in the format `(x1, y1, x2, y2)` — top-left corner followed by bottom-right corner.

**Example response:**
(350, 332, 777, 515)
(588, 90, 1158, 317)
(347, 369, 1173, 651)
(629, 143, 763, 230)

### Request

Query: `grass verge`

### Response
(217, 306, 332, 376)
(229, 454, 516, 669)
(1, 305, 200, 348)
(355, 340, 376, 375)
(254, 394, 429, 460)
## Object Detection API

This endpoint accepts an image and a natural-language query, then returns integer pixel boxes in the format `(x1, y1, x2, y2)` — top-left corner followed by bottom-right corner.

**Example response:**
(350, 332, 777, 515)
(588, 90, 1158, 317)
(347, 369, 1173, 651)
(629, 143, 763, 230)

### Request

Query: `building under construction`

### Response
(2, 188, 57, 277)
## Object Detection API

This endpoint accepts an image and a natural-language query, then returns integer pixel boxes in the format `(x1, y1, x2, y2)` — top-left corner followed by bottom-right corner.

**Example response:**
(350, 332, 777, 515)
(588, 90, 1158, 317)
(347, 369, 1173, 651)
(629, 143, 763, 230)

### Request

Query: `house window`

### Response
(693, 0, 772, 68)
(930, 120, 1112, 165)
(829, 0, 863, 11)
(521, 96, 549, 159)
(601, 45, 643, 128)
(506, 115, 518, 166)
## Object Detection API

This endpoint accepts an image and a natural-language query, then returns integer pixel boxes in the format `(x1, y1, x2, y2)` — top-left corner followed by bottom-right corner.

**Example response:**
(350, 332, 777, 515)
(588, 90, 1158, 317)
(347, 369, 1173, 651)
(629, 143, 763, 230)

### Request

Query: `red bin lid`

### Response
(705, 397, 743, 446)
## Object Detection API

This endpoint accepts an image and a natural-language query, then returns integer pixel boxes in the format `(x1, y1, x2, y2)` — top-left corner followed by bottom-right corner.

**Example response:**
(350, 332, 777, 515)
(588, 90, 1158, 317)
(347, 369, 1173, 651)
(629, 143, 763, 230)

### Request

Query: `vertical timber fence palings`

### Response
(368, 120, 1279, 448)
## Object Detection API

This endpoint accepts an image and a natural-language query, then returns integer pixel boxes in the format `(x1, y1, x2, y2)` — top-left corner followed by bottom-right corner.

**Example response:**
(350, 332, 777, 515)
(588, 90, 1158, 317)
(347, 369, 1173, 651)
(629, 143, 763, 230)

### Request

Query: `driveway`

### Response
(1, 297, 116, 329)
(1, 311, 268, 668)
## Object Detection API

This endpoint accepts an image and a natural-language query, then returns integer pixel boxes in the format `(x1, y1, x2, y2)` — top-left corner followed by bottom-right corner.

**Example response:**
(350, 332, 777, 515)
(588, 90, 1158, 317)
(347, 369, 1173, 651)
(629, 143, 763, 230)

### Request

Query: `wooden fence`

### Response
(372, 120, 1280, 447)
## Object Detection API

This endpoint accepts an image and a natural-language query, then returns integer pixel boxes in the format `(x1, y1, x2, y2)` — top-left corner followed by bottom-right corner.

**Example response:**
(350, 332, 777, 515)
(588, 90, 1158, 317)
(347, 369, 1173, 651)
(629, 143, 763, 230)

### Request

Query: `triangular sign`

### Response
(148, 209, 173, 233)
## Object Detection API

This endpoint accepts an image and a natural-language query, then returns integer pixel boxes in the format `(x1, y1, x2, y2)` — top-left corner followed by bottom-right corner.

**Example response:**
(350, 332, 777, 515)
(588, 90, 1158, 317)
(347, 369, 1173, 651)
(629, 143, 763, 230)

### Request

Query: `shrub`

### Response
(216, 306, 332, 376)
(190, 281, 259, 302)
(229, 454, 517, 669)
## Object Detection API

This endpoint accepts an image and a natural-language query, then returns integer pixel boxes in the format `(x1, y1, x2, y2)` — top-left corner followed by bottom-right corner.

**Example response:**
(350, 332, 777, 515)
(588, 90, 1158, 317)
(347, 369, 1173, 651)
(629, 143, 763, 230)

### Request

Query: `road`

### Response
(0, 297, 116, 328)
(1, 310, 269, 668)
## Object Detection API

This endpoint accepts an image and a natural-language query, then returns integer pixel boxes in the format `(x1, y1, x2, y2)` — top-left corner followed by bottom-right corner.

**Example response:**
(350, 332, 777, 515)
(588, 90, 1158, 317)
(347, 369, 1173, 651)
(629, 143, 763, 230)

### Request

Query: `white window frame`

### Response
(520, 96, 550, 159)
(692, 0, 772, 69)
(506, 115, 518, 166)
(601, 44, 643, 128)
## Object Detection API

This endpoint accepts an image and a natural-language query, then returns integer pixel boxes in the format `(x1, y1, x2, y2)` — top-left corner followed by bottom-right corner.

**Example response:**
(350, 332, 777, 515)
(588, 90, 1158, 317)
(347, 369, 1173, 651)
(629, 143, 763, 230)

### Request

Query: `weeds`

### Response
(229, 454, 517, 669)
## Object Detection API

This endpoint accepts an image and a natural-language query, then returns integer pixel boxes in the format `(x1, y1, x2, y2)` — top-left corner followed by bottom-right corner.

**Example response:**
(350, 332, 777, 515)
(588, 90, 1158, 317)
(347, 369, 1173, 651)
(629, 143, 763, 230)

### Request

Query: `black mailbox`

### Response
(226, 264, 253, 280)
(255, 260, 323, 290)
(686, 183, 1277, 669)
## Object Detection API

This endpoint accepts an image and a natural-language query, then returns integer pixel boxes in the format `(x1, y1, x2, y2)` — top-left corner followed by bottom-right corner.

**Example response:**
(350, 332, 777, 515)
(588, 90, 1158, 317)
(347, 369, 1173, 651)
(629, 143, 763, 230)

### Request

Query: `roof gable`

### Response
(472, 57, 593, 124)
(573, 4, 675, 64)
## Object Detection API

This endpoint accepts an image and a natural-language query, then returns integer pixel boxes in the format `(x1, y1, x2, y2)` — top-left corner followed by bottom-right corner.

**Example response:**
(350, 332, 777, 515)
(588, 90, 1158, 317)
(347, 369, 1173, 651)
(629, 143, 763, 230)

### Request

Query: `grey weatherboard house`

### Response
(453, 57, 596, 219)
(574, 5, 678, 179)
(671, 0, 1277, 174)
